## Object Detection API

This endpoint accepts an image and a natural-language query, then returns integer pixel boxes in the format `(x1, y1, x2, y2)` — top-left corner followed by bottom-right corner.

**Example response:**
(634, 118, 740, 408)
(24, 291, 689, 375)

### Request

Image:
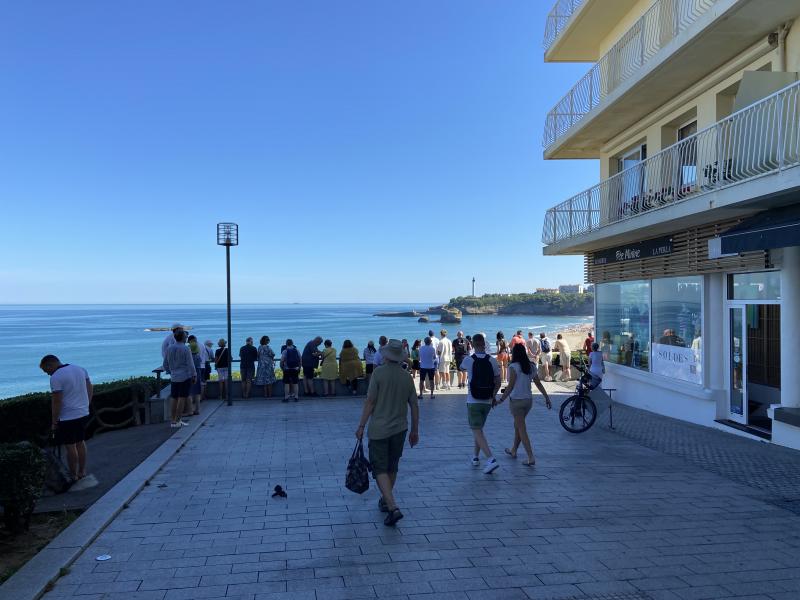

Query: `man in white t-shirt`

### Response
(40, 355, 93, 481)
(437, 329, 453, 390)
(459, 333, 502, 474)
(417, 337, 438, 400)
(427, 330, 440, 389)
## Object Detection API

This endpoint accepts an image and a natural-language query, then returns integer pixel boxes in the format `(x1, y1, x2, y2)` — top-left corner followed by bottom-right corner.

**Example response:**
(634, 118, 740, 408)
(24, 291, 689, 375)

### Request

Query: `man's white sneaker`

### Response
(170, 422, 180, 428)
(471, 457, 480, 467)
(179, 420, 190, 427)
(483, 458, 499, 474)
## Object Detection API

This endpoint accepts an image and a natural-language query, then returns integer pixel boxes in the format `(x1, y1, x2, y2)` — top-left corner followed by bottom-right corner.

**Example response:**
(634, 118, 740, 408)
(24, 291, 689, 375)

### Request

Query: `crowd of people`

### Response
(39, 323, 604, 526)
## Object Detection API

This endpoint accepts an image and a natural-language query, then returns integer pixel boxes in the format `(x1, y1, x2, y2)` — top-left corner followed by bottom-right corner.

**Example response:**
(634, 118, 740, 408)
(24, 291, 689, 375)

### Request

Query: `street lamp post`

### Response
(217, 223, 238, 407)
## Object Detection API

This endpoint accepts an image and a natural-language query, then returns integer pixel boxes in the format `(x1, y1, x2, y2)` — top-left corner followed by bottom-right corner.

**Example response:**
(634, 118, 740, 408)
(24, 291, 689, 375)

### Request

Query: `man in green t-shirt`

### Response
(355, 339, 420, 527)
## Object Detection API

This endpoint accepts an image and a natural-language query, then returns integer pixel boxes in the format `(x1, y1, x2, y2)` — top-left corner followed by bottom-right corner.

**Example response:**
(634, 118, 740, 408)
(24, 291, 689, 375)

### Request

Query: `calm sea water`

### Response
(0, 304, 592, 399)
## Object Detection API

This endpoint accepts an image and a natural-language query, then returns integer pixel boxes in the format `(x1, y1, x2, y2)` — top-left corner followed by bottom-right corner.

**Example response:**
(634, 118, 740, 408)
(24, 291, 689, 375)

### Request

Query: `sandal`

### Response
(522, 459, 536, 466)
(504, 448, 517, 459)
(383, 508, 404, 527)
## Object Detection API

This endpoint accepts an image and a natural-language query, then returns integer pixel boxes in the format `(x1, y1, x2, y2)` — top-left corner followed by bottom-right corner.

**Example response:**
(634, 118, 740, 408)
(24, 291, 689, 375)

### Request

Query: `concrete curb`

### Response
(0, 400, 224, 600)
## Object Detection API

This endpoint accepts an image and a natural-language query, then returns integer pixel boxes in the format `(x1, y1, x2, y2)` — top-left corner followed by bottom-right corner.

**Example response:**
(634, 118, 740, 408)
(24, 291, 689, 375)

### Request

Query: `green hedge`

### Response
(0, 442, 46, 533)
(0, 377, 166, 446)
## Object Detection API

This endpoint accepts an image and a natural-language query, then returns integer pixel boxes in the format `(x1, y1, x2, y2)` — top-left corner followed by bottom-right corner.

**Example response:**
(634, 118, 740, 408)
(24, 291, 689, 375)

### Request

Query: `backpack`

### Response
(284, 347, 300, 369)
(540, 338, 551, 353)
(469, 354, 495, 400)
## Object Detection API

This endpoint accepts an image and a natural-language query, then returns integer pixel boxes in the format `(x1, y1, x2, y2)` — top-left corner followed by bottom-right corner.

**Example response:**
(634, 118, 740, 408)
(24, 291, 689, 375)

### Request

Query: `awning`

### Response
(719, 204, 800, 254)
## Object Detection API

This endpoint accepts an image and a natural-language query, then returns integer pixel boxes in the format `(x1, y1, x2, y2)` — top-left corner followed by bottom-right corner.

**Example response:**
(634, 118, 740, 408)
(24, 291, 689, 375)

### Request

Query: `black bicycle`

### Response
(559, 356, 601, 433)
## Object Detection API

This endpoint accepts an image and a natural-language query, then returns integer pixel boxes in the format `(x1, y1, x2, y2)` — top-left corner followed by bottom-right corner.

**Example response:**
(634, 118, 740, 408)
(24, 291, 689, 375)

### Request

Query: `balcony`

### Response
(543, 0, 585, 54)
(543, 0, 641, 62)
(542, 0, 800, 159)
(544, 0, 718, 153)
(542, 80, 800, 251)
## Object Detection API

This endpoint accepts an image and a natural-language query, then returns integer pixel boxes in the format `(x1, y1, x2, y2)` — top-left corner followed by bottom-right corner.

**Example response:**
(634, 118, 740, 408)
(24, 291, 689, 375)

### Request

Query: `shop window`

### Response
(651, 276, 703, 385)
(728, 272, 781, 301)
(596, 281, 650, 371)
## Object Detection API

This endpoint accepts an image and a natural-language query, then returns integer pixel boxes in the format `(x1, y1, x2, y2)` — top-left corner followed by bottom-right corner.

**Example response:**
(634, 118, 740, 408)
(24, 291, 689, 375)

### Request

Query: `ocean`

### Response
(0, 304, 593, 399)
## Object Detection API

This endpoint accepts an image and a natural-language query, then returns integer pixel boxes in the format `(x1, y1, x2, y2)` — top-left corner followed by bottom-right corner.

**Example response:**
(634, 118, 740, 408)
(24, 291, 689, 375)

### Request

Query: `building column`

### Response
(706, 273, 724, 391)
(781, 246, 800, 407)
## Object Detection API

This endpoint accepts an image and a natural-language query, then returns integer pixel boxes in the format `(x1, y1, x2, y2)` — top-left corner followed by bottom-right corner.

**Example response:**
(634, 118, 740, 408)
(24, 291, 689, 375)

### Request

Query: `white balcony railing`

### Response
(543, 0, 717, 150)
(542, 80, 800, 245)
(543, 0, 586, 52)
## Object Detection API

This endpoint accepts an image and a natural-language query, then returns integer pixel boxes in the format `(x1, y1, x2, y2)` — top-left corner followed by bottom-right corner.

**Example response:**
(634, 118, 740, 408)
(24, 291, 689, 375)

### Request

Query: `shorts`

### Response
(366, 364, 374, 375)
(171, 378, 192, 398)
(419, 368, 435, 382)
(467, 403, 492, 429)
(241, 365, 255, 382)
(540, 352, 552, 366)
(302, 366, 316, 380)
(203, 365, 211, 381)
(455, 355, 466, 371)
(412, 360, 420, 370)
(509, 398, 533, 417)
(368, 430, 407, 476)
(189, 377, 202, 396)
(216, 368, 229, 380)
(55, 415, 89, 445)
(283, 369, 299, 384)
(438, 360, 450, 373)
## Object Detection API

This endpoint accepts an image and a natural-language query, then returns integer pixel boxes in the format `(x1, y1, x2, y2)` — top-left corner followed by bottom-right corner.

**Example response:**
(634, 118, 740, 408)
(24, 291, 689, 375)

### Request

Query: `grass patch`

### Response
(0, 510, 80, 584)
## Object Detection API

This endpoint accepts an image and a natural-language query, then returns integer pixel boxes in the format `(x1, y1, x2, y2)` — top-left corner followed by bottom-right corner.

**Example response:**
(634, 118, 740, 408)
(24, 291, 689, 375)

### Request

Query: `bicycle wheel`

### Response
(559, 395, 597, 433)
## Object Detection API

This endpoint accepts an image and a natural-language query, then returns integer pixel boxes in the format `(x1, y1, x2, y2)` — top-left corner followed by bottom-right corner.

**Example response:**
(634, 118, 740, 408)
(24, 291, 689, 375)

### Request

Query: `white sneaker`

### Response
(471, 457, 480, 467)
(179, 420, 190, 427)
(170, 422, 180, 428)
(483, 458, 499, 474)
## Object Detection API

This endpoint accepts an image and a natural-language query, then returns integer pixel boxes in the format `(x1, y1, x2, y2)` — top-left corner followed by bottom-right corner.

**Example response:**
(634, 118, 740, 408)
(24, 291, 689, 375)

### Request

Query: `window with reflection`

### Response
(728, 272, 781, 301)
(651, 276, 703, 384)
(596, 281, 650, 371)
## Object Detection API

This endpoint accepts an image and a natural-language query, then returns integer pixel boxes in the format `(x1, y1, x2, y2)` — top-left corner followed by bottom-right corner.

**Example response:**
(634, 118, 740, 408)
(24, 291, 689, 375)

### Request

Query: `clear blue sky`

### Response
(1, 1, 596, 304)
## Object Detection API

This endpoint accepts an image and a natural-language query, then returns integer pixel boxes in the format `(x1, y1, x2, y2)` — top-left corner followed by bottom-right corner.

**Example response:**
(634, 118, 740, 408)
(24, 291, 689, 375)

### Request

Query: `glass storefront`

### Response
(596, 280, 650, 371)
(651, 276, 703, 385)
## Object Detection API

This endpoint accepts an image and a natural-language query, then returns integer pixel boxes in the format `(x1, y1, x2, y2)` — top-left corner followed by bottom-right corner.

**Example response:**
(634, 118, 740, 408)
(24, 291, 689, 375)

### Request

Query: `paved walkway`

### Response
(42, 387, 800, 600)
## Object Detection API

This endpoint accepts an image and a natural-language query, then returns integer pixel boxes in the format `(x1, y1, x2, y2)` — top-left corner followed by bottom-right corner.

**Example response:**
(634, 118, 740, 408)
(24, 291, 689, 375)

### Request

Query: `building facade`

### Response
(541, 0, 800, 449)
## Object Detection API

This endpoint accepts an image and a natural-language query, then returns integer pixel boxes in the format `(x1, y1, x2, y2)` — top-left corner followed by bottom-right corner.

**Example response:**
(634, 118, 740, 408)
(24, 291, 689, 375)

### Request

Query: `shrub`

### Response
(0, 377, 166, 445)
(0, 442, 47, 534)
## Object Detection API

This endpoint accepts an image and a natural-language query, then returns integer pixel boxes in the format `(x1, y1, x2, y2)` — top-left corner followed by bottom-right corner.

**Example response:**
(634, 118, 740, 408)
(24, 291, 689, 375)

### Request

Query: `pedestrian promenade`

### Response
(42, 387, 800, 600)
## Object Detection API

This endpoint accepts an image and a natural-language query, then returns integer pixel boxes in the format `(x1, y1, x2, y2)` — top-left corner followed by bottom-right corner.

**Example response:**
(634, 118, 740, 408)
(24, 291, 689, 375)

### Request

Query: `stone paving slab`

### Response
(33, 388, 800, 600)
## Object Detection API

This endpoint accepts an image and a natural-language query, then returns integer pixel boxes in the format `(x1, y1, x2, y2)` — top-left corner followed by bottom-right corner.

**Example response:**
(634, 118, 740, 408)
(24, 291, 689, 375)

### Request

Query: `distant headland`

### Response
(375, 291, 594, 321)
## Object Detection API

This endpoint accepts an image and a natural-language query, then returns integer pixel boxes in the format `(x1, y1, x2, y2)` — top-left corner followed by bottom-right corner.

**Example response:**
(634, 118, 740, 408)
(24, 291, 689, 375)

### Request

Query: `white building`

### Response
(540, 0, 800, 449)
(558, 284, 586, 294)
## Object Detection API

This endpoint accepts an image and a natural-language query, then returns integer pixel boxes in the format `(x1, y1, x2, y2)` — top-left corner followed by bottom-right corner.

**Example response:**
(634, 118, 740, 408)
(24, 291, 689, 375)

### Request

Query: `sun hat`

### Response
(380, 339, 406, 363)
(204, 340, 213, 346)
(171, 323, 184, 330)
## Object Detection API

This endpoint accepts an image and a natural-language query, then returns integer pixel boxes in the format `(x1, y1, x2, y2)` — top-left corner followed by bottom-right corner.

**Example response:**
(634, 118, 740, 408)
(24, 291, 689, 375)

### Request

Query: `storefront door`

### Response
(727, 273, 782, 430)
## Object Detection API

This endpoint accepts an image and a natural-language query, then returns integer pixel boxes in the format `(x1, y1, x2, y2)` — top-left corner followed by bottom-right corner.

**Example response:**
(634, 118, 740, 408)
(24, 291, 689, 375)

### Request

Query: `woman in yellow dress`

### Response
(320, 339, 339, 396)
(338, 339, 363, 395)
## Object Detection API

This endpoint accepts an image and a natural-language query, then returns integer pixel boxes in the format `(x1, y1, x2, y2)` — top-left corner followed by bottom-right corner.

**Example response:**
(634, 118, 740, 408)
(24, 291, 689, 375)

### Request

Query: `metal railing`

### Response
(543, 0, 586, 52)
(542, 79, 800, 245)
(543, 0, 717, 150)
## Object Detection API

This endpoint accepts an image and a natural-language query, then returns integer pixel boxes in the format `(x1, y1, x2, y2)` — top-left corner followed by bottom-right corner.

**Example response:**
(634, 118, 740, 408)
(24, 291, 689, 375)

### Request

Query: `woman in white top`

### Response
(588, 342, 605, 383)
(495, 343, 552, 466)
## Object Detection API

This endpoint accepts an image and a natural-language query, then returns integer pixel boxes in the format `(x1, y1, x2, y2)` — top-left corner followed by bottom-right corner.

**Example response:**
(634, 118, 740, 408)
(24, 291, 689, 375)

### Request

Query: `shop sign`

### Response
(651, 343, 701, 385)
(593, 236, 673, 266)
